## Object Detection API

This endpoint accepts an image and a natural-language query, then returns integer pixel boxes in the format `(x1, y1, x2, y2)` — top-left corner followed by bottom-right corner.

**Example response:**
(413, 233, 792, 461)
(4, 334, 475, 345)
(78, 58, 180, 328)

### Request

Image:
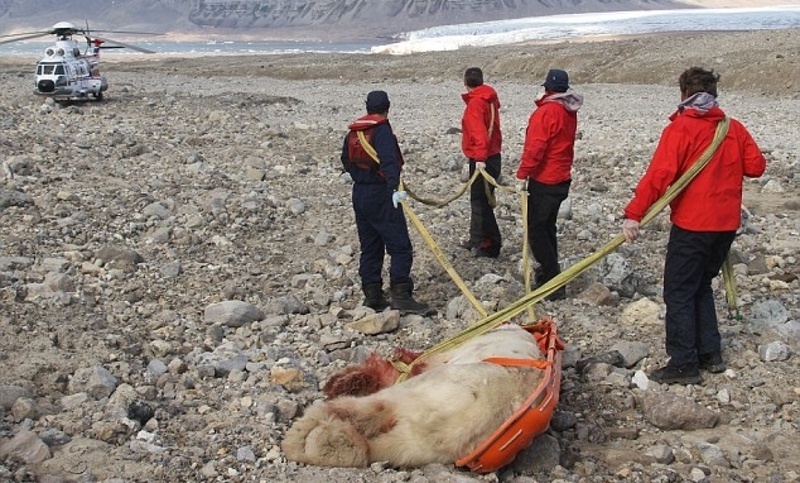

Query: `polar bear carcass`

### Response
(282, 323, 547, 468)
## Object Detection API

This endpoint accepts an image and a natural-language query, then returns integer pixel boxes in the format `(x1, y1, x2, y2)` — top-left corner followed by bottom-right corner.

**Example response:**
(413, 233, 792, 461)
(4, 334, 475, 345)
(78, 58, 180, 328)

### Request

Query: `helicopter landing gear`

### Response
(93, 91, 104, 101)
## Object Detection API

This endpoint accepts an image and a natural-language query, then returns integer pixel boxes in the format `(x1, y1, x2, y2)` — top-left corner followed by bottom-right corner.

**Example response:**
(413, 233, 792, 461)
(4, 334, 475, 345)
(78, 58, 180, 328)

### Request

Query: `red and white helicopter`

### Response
(0, 21, 155, 102)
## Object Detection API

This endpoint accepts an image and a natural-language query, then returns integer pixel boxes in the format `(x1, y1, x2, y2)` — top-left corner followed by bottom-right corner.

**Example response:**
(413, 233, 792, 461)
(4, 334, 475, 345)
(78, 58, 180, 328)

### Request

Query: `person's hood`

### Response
(678, 92, 718, 114)
(536, 91, 584, 112)
(670, 93, 725, 122)
(462, 84, 501, 107)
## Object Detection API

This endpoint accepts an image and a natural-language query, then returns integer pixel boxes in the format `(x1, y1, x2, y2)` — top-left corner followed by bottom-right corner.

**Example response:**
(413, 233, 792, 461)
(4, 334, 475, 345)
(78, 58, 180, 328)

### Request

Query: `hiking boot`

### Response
(475, 240, 500, 258)
(534, 265, 545, 282)
(476, 248, 500, 258)
(362, 283, 389, 311)
(546, 287, 567, 301)
(699, 352, 726, 373)
(649, 364, 703, 385)
(390, 281, 429, 315)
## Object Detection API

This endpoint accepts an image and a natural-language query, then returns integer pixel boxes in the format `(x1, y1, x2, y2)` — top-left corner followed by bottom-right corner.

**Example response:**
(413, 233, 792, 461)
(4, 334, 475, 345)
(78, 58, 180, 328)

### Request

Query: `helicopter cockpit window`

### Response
(37, 63, 64, 76)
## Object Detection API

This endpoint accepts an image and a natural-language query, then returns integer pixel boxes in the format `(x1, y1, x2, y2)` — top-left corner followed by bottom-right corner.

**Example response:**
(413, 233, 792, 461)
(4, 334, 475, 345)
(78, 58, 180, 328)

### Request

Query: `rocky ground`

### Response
(0, 29, 798, 483)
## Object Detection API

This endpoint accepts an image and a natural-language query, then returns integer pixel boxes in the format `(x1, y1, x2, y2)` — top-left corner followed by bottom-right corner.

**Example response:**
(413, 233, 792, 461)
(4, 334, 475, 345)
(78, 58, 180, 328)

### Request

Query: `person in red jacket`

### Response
(461, 67, 503, 258)
(622, 67, 766, 385)
(516, 69, 583, 300)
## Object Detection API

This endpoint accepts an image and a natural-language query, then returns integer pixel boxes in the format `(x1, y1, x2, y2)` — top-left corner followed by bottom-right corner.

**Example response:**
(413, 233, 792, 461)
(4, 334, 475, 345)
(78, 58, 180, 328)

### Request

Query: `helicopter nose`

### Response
(37, 79, 56, 93)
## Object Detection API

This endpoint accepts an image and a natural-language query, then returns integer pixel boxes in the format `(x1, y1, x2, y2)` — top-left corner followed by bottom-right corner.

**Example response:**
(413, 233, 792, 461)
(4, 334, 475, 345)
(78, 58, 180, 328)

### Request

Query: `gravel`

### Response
(0, 28, 798, 482)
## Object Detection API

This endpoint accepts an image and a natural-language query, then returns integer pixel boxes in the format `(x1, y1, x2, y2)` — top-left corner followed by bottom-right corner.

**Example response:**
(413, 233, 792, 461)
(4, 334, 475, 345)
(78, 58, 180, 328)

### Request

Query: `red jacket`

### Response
(624, 106, 766, 231)
(516, 92, 583, 184)
(461, 84, 502, 161)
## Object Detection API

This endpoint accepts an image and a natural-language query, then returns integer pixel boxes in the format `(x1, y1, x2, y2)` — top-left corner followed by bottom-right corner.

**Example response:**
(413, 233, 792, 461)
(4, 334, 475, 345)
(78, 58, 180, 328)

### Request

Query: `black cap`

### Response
(366, 90, 391, 114)
(542, 69, 569, 92)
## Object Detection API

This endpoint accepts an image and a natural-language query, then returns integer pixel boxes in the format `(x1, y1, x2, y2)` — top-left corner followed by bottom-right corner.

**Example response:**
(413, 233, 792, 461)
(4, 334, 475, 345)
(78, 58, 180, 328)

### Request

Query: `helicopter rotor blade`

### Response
(0, 31, 51, 45)
(0, 30, 45, 39)
(94, 37, 156, 54)
(89, 29, 162, 36)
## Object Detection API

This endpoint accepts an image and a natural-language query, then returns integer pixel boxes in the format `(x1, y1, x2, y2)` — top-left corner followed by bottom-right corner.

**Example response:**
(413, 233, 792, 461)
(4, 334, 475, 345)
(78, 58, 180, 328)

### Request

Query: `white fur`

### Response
(283, 324, 545, 468)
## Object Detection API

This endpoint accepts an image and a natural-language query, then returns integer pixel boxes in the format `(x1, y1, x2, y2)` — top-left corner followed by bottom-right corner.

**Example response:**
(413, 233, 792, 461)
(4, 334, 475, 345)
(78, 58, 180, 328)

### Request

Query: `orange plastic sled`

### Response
(455, 317, 564, 473)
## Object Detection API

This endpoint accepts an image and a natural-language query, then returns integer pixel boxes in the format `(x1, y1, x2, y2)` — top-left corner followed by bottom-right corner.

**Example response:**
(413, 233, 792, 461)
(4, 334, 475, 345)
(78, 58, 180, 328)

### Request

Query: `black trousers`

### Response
(663, 225, 736, 367)
(468, 153, 502, 251)
(526, 179, 570, 283)
(352, 184, 413, 286)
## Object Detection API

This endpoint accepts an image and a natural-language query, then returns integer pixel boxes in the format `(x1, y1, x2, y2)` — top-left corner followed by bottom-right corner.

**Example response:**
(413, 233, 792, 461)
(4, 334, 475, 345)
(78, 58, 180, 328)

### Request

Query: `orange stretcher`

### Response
(455, 317, 564, 473)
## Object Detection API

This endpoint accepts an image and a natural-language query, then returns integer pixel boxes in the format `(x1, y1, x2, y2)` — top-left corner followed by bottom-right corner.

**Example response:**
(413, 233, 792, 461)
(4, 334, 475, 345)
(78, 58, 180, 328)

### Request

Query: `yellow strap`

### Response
(356, 131, 380, 164)
(395, 117, 732, 382)
(487, 102, 496, 140)
(722, 254, 741, 320)
(520, 189, 536, 322)
(480, 102, 498, 207)
(404, 168, 482, 208)
(404, 163, 516, 209)
(389, 359, 413, 375)
(399, 180, 487, 319)
(481, 169, 497, 209)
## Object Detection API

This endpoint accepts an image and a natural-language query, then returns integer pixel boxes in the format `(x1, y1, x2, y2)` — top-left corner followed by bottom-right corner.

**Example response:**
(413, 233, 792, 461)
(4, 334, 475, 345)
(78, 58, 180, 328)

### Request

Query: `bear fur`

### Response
(282, 324, 545, 468)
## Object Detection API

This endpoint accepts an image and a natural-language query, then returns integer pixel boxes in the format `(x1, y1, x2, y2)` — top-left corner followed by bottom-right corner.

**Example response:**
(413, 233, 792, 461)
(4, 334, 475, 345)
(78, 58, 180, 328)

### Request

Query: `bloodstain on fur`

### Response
(323, 349, 428, 400)
(283, 325, 549, 469)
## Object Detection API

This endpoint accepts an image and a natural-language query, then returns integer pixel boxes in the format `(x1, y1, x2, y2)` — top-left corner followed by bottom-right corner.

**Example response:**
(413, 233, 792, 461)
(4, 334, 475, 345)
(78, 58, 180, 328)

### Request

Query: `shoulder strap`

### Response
(679, 117, 730, 186)
(640, 116, 730, 227)
(356, 131, 380, 164)
(487, 101, 496, 140)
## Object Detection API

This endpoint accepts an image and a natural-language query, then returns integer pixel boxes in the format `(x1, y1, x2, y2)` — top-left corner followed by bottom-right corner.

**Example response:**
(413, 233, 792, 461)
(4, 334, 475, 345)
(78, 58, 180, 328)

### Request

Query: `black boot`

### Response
(535, 265, 566, 300)
(533, 265, 545, 287)
(362, 283, 389, 310)
(390, 281, 429, 314)
(546, 286, 567, 301)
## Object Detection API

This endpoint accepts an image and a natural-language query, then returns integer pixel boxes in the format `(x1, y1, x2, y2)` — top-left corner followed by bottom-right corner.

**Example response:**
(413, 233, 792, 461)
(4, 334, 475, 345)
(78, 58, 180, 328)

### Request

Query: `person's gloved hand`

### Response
(392, 190, 408, 209)
(475, 161, 487, 170)
(515, 178, 528, 193)
(622, 218, 641, 242)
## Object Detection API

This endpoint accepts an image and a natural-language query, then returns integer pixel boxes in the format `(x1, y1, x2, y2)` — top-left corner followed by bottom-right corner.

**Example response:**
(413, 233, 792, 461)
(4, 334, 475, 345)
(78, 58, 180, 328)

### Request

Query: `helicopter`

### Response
(0, 21, 156, 102)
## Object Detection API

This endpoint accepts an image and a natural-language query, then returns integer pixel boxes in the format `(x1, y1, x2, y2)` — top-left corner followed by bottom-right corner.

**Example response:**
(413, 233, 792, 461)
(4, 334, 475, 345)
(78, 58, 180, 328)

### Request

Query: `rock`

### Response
(68, 366, 118, 400)
(264, 294, 310, 315)
(204, 300, 265, 327)
(94, 246, 145, 271)
(0, 188, 33, 210)
(698, 442, 730, 468)
(61, 392, 89, 410)
(0, 430, 51, 464)
(619, 297, 663, 326)
(345, 310, 400, 335)
(0, 385, 33, 411)
(609, 340, 650, 368)
(237, 445, 257, 462)
(577, 282, 619, 306)
(644, 444, 674, 464)
(758, 340, 793, 361)
(270, 367, 305, 392)
(631, 370, 650, 390)
(601, 253, 638, 297)
(510, 433, 561, 473)
(11, 397, 42, 422)
(640, 392, 719, 430)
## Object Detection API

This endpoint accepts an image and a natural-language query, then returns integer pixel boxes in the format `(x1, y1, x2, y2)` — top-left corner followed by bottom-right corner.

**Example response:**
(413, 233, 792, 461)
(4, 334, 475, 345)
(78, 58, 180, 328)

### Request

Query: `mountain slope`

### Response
(0, 0, 686, 40)
(0, 0, 789, 40)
